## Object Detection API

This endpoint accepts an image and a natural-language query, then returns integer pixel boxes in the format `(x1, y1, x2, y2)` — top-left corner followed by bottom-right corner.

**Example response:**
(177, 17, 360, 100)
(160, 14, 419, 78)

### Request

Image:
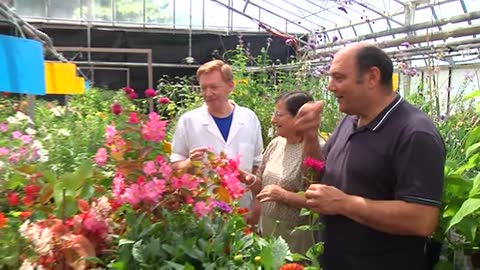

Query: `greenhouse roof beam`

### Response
(210, 0, 312, 33)
(303, 0, 349, 26)
(313, 10, 480, 50)
(276, 0, 337, 26)
(245, 0, 327, 30)
(322, 0, 458, 35)
(351, 0, 403, 26)
(316, 23, 480, 56)
(459, 0, 472, 26)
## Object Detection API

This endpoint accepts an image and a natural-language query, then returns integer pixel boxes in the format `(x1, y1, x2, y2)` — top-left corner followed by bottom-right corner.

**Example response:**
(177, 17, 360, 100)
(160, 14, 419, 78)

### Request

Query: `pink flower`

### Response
(123, 183, 143, 206)
(158, 97, 171, 104)
(143, 179, 166, 204)
(193, 201, 212, 218)
(303, 157, 325, 172)
(141, 112, 167, 143)
(127, 92, 138, 100)
(111, 102, 122, 115)
(0, 123, 7, 132)
(171, 174, 192, 190)
(144, 88, 156, 97)
(143, 161, 157, 175)
(185, 195, 194, 204)
(156, 155, 172, 179)
(112, 173, 125, 203)
(95, 148, 108, 166)
(123, 86, 134, 94)
(11, 131, 22, 139)
(128, 112, 139, 124)
(0, 147, 9, 156)
(220, 172, 244, 199)
(20, 135, 32, 144)
(8, 153, 20, 165)
(105, 125, 117, 145)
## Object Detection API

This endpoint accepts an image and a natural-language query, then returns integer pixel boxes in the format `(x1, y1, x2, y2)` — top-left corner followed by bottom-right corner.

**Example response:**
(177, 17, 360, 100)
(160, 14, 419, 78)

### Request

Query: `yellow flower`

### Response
(163, 141, 172, 154)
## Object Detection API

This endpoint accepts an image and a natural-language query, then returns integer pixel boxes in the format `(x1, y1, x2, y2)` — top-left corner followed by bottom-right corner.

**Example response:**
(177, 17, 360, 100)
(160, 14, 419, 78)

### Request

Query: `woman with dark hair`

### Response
(243, 91, 321, 254)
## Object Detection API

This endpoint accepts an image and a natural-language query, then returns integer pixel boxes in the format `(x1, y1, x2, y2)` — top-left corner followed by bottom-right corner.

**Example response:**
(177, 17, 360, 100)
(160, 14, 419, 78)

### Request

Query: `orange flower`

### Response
(279, 263, 304, 270)
(20, 211, 32, 219)
(0, 213, 8, 228)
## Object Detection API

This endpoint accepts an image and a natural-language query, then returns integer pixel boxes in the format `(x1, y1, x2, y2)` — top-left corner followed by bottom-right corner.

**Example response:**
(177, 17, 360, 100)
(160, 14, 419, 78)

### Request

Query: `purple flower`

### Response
(213, 200, 232, 213)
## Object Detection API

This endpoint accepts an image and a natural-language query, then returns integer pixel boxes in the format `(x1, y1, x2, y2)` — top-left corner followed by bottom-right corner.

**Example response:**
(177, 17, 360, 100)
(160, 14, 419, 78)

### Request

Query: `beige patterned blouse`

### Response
(258, 136, 309, 223)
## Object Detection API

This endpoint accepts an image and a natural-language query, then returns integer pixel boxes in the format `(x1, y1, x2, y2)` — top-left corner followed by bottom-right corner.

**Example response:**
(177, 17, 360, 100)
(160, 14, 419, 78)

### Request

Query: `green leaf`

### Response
(260, 246, 273, 270)
(107, 261, 124, 270)
(292, 225, 312, 232)
(463, 90, 480, 101)
(164, 261, 185, 270)
(469, 173, 480, 198)
(465, 126, 480, 151)
(4, 172, 26, 189)
(118, 239, 135, 246)
(132, 240, 145, 264)
(466, 142, 480, 158)
(185, 247, 204, 261)
(447, 198, 480, 231)
(271, 236, 290, 269)
(299, 208, 312, 216)
(453, 215, 478, 242)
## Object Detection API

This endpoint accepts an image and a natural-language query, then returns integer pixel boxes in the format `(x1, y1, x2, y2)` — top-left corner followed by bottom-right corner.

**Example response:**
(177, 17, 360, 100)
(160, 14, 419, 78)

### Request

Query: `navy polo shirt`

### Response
(321, 94, 445, 270)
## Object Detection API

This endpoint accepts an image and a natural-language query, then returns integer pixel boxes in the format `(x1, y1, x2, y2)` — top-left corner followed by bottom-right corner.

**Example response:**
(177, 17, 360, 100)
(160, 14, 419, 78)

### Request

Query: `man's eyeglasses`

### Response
(272, 111, 289, 118)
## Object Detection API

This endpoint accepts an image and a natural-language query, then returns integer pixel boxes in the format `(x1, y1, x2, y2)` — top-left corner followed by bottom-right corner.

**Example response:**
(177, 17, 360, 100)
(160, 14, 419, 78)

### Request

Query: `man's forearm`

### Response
(171, 159, 192, 171)
(337, 196, 439, 237)
(303, 135, 323, 160)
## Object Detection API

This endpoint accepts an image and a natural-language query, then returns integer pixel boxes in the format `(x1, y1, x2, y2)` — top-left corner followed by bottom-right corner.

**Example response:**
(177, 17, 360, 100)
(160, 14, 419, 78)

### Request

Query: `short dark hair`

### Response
(276, 91, 314, 116)
(355, 45, 393, 90)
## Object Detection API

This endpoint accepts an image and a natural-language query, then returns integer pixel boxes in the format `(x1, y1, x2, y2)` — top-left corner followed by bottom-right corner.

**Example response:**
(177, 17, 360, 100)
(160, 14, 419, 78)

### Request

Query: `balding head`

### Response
(336, 43, 393, 91)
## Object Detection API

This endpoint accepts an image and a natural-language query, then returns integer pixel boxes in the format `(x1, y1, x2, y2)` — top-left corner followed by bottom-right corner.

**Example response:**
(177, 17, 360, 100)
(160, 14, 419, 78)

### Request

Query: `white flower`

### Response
(19, 220, 53, 256)
(37, 149, 49, 163)
(57, 128, 71, 137)
(25, 128, 37, 135)
(50, 106, 65, 117)
(6, 112, 33, 124)
(19, 260, 37, 270)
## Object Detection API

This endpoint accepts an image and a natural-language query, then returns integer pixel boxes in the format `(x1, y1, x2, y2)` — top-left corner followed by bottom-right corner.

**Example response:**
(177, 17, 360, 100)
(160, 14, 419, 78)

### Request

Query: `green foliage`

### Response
(110, 205, 291, 269)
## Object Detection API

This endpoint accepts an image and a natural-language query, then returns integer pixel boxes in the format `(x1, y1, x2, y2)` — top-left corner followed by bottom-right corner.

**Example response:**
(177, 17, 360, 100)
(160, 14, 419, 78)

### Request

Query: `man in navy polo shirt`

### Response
(297, 43, 445, 270)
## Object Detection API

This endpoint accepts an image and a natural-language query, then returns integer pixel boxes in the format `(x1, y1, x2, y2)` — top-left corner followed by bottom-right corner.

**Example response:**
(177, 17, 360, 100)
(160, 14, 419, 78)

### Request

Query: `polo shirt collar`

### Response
(365, 94, 403, 131)
(351, 94, 403, 132)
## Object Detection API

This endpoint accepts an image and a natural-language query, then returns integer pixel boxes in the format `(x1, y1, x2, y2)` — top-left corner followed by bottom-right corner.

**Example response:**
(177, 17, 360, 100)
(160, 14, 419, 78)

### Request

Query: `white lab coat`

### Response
(171, 102, 263, 208)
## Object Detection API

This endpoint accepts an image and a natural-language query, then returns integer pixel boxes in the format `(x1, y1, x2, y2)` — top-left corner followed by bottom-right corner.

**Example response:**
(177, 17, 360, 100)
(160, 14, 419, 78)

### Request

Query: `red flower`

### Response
(243, 226, 251, 235)
(144, 88, 156, 97)
(128, 112, 139, 124)
(236, 207, 249, 215)
(158, 97, 171, 104)
(303, 157, 325, 172)
(25, 184, 41, 197)
(128, 92, 138, 100)
(7, 192, 20, 206)
(279, 263, 304, 270)
(23, 196, 35, 206)
(77, 199, 90, 213)
(0, 213, 7, 228)
(19, 211, 31, 219)
(123, 86, 134, 94)
(110, 102, 122, 115)
(2, 92, 10, 97)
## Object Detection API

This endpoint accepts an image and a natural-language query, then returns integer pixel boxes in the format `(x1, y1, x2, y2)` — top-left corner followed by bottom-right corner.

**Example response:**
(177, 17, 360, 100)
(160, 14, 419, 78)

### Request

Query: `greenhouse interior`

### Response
(1, 0, 480, 269)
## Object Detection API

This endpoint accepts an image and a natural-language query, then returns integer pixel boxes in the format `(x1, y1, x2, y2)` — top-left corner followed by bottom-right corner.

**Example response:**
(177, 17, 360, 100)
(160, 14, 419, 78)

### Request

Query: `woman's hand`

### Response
(257, 184, 286, 202)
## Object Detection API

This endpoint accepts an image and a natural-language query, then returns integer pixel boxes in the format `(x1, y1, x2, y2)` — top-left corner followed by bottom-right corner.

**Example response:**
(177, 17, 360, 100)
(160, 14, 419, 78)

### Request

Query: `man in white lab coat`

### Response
(170, 60, 263, 225)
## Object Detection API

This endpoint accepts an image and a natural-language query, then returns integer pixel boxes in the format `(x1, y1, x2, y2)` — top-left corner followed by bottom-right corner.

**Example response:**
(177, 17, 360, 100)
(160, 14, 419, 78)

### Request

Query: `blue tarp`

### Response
(0, 34, 45, 95)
